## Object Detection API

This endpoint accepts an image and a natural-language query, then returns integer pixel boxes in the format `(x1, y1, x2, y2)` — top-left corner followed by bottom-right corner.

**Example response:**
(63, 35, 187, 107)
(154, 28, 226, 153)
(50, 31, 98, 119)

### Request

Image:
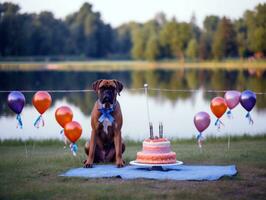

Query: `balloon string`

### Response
(60, 129, 68, 149)
(42, 117, 45, 127)
(196, 132, 204, 149)
(34, 115, 43, 128)
(70, 143, 78, 156)
(215, 118, 224, 130)
(16, 114, 23, 129)
(227, 110, 233, 119)
(246, 112, 254, 125)
(1, 88, 265, 94)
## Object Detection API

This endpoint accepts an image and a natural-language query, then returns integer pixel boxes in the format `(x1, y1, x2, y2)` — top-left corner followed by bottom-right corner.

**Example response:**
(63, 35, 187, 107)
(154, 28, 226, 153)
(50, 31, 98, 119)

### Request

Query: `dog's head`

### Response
(92, 79, 123, 107)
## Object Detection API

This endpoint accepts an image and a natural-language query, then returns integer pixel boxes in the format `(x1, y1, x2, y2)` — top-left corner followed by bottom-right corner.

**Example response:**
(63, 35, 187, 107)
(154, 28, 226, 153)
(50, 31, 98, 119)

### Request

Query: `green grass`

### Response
(0, 136, 266, 200)
(0, 60, 266, 71)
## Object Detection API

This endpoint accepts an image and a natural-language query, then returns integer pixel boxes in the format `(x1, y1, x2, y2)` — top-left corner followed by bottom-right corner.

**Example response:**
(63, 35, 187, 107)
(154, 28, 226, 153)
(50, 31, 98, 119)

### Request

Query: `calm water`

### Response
(0, 68, 266, 141)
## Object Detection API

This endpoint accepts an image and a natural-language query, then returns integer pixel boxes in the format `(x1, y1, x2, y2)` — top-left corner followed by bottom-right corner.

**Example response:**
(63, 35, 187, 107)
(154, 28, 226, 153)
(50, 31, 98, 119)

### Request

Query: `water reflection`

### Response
(0, 68, 265, 140)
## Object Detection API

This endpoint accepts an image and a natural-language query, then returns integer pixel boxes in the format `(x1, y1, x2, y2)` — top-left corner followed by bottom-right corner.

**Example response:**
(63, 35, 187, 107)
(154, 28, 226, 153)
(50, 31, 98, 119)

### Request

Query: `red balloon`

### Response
(55, 106, 73, 128)
(210, 97, 227, 119)
(64, 121, 82, 143)
(32, 91, 52, 114)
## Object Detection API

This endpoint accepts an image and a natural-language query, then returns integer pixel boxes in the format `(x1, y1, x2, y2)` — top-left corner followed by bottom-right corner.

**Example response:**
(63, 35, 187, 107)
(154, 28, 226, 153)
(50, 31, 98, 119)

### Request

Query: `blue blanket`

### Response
(60, 164, 237, 181)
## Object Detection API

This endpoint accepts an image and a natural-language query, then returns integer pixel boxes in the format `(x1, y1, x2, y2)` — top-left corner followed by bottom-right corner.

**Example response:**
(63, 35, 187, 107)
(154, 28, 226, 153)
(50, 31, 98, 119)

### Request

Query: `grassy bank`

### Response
(0, 135, 266, 199)
(0, 60, 266, 71)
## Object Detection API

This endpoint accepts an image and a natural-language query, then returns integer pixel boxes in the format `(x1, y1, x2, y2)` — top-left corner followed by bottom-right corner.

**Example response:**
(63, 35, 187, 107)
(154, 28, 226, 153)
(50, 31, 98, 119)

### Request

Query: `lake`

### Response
(0, 67, 266, 141)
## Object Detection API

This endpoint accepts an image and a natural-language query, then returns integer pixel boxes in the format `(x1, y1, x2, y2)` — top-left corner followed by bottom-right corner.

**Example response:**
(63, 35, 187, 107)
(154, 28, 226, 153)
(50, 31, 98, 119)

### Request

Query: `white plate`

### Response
(129, 160, 183, 167)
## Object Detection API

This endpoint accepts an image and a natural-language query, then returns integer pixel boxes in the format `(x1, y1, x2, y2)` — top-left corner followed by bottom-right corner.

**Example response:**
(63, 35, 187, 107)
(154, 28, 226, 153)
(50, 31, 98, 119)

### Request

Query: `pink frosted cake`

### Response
(136, 138, 176, 164)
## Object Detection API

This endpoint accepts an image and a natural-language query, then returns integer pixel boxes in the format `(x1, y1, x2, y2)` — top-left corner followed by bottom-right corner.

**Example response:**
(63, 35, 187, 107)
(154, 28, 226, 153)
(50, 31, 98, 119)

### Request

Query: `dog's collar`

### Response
(97, 100, 116, 124)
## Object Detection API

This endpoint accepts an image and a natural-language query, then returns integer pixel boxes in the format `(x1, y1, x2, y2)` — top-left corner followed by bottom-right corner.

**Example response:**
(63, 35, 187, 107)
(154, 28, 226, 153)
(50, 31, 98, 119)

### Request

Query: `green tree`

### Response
(160, 19, 192, 59)
(204, 15, 220, 33)
(31, 11, 69, 55)
(245, 3, 266, 55)
(190, 13, 201, 41)
(145, 35, 160, 60)
(200, 15, 220, 60)
(198, 33, 210, 60)
(131, 19, 161, 60)
(234, 19, 249, 58)
(113, 22, 136, 58)
(0, 3, 23, 56)
(66, 2, 112, 57)
(186, 38, 198, 59)
(0, 2, 70, 56)
(131, 25, 145, 59)
(212, 17, 237, 59)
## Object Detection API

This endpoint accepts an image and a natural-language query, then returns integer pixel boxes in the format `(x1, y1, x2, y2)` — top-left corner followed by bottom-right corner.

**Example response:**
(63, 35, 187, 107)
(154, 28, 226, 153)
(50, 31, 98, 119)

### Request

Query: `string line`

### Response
(0, 88, 265, 95)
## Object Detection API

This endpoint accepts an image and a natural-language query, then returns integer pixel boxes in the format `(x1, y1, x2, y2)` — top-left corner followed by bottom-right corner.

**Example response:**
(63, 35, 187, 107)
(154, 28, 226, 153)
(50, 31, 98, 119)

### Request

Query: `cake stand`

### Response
(129, 160, 183, 171)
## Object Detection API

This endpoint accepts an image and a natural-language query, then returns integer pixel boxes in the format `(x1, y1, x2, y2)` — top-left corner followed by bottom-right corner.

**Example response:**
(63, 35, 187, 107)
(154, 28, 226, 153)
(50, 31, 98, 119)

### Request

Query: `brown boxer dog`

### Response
(84, 79, 125, 168)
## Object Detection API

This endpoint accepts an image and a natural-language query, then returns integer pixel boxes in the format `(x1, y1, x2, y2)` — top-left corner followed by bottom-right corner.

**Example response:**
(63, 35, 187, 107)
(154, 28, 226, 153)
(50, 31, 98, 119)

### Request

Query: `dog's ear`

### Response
(113, 80, 123, 95)
(92, 79, 103, 92)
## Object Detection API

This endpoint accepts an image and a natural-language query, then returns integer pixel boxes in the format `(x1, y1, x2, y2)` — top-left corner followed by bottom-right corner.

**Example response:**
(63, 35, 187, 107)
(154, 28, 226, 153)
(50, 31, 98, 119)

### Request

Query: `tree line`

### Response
(0, 2, 265, 60)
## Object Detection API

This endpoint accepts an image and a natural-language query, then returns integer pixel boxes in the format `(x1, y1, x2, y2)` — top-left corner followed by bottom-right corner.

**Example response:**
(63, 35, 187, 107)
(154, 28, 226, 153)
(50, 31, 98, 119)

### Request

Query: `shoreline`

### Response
(1, 134, 265, 146)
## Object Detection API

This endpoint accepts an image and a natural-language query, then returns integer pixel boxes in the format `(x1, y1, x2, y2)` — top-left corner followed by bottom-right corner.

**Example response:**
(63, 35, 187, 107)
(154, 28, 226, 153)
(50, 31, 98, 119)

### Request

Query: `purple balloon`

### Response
(224, 90, 241, 110)
(240, 90, 256, 112)
(7, 91, 25, 114)
(194, 112, 211, 132)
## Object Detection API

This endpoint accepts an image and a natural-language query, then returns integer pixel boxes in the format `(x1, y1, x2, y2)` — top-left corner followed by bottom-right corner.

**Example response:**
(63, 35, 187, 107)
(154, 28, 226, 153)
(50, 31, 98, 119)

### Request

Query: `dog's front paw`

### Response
(116, 158, 125, 168)
(83, 159, 93, 168)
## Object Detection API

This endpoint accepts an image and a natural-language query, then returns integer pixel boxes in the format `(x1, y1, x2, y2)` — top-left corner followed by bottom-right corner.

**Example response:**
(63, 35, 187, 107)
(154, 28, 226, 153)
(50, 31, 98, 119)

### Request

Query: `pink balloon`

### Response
(224, 90, 241, 110)
(194, 112, 211, 132)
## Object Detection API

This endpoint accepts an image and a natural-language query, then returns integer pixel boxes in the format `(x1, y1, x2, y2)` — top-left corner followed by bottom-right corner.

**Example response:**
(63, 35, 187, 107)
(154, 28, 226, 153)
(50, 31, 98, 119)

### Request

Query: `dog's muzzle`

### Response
(102, 96, 112, 104)
(100, 88, 115, 107)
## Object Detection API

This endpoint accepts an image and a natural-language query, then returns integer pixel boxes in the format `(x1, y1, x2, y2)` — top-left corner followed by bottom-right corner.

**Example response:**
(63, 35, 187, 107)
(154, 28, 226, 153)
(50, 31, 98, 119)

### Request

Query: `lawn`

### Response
(0, 136, 266, 200)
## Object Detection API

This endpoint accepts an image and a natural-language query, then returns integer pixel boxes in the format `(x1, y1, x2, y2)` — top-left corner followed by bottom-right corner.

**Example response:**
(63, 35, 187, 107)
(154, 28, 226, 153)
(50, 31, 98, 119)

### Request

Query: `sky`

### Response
(6, 0, 266, 27)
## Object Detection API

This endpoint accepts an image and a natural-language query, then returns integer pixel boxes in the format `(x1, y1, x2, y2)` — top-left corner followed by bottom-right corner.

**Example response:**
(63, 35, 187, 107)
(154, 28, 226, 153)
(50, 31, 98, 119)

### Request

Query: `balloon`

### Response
(64, 121, 82, 156)
(7, 91, 25, 114)
(64, 121, 82, 143)
(240, 90, 256, 112)
(224, 90, 241, 110)
(210, 97, 227, 129)
(7, 91, 25, 128)
(224, 90, 241, 118)
(240, 90, 256, 124)
(194, 111, 211, 149)
(194, 112, 211, 132)
(55, 106, 73, 148)
(210, 97, 227, 118)
(55, 106, 73, 128)
(32, 91, 52, 114)
(32, 91, 52, 128)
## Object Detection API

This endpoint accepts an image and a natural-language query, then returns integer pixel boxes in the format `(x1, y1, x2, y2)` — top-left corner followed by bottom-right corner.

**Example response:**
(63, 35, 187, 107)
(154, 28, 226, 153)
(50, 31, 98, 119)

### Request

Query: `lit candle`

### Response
(149, 122, 154, 139)
(159, 122, 163, 138)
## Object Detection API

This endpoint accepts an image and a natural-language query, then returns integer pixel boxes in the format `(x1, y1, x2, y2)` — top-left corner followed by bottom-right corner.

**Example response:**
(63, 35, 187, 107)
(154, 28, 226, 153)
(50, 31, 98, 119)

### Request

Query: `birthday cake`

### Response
(136, 137, 176, 164)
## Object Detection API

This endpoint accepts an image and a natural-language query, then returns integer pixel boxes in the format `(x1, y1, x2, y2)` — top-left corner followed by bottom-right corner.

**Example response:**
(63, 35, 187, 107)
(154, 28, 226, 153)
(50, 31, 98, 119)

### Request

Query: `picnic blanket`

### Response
(60, 164, 237, 181)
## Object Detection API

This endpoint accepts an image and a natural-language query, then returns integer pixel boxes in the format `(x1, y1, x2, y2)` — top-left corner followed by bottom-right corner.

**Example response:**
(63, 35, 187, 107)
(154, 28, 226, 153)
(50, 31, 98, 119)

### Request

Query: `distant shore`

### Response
(0, 60, 266, 71)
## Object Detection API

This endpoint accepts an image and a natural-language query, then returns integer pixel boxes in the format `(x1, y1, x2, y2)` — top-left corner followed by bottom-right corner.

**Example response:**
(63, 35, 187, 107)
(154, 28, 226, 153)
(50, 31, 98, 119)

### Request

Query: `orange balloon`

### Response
(64, 121, 82, 143)
(55, 106, 73, 128)
(210, 97, 227, 118)
(32, 91, 52, 114)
